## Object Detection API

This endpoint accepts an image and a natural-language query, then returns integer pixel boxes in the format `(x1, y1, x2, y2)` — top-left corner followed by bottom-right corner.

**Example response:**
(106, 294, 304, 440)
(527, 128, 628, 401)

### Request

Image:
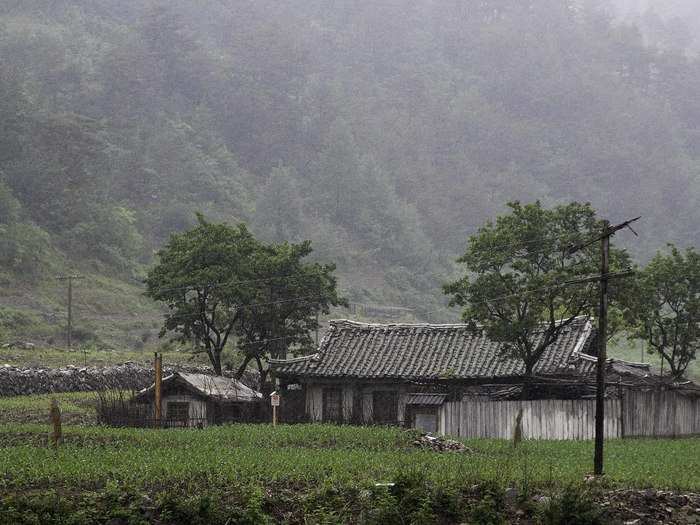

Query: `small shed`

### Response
(133, 372, 262, 427)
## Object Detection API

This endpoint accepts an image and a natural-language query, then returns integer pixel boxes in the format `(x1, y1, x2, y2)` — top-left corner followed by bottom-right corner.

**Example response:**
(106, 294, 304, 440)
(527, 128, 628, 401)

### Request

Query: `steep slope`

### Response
(1, 0, 700, 348)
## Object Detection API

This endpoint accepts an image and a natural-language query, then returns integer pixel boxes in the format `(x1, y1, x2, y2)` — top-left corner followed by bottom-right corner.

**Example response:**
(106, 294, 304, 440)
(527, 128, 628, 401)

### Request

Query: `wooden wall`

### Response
(623, 390, 700, 438)
(443, 398, 620, 440)
(444, 390, 700, 440)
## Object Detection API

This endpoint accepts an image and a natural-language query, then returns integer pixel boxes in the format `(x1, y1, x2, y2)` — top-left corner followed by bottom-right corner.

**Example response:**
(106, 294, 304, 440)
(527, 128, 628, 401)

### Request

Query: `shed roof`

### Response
(269, 317, 595, 381)
(134, 372, 262, 402)
(406, 393, 448, 406)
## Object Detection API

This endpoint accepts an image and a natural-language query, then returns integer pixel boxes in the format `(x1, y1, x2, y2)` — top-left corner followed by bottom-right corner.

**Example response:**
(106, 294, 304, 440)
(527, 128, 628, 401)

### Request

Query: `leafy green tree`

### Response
(145, 215, 344, 377)
(145, 216, 261, 375)
(444, 201, 631, 379)
(235, 240, 346, 382)
(623, 245, 700, 379)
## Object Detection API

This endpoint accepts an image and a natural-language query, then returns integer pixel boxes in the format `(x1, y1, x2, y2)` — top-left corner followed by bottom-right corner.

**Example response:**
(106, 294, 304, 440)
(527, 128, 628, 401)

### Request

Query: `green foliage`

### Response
(623, 244, 700, 379)
(470, 495, 506, 525)
(145, 217, 262, 374)
(539, 485, 605, 525)
(0, 181, 50, 276)
(3, 0, 700, 333)
(0, 181, 20, 224)
(444, 201, 632, 376)
(145, 216, 345, 377)
(0, 423, 698, 524)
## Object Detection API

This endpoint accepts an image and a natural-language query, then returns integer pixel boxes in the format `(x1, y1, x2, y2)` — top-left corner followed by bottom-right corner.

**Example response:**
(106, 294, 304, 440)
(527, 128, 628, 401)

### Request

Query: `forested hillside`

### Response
(1, 1, 700, 347)
(611, 0, 700, 52)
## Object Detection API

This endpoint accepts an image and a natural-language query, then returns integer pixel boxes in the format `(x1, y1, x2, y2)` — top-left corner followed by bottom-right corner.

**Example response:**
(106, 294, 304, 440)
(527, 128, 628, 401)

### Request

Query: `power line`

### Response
(402, 269, 634, 320)
(143, 229, 611, 297)
(166, 293, 340, 323)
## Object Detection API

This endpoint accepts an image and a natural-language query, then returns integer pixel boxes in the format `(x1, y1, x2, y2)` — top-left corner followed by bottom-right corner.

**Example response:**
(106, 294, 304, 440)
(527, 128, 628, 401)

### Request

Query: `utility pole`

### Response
(569, 216, 640, 477)
(594, 220, 609, 476)
(315, 312, 320, 347)
(56, 275, 84, 350)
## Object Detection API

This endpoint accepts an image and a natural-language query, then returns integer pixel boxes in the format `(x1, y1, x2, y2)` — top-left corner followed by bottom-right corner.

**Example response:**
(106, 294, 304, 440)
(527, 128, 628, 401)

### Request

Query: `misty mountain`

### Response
(611, 0, 700, 53)
(2, 0, 700, 332)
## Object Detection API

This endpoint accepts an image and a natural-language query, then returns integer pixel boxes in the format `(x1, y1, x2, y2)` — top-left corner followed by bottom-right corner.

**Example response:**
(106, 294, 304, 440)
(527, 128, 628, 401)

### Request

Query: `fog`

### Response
(1, 0, 700, 322)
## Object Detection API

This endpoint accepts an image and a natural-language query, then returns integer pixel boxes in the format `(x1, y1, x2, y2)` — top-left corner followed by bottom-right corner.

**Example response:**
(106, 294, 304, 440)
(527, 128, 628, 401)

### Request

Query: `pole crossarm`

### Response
(562, 270, 635, 286)
(567, 216, 641, 256)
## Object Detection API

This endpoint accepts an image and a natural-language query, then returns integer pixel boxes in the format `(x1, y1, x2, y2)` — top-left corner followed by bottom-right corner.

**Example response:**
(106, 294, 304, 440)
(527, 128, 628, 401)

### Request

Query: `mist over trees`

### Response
(611, 0, 700, 52)
(2, 0, 700, 317)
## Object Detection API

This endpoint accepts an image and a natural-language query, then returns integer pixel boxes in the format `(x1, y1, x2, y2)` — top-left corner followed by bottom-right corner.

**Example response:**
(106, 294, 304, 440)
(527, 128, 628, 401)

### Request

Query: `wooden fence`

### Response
(623, 389, 700, 438)
(443, 389, 700, 440)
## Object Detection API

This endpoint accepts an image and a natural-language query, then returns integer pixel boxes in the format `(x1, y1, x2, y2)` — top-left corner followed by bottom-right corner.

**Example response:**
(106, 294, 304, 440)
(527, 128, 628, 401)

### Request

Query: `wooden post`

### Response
(271, 391, 280, 427)
(594, 220, 609, 476)
(50, 398, 62, 447)
(67, 277, 73, 349)
(154, 352, 162, 427)
(618, 378, 625, 439)
(56, 274, 84, 349)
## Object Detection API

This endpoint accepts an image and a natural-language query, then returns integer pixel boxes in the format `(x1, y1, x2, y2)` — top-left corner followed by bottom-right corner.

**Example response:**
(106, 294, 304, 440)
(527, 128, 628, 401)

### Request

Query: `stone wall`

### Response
(0, 363, 258, 397)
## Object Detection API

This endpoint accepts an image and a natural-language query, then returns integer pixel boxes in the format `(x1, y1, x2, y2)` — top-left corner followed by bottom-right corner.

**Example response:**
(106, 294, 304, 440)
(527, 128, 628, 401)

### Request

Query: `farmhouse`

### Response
(134, 372, 263, 427)
(270, 317, 700, 438)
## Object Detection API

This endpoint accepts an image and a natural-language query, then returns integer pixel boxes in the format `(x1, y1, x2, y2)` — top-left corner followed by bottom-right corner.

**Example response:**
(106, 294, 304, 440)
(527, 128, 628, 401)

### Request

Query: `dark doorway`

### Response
(372, 391, 398, 425)
(322, 387, 342, 422)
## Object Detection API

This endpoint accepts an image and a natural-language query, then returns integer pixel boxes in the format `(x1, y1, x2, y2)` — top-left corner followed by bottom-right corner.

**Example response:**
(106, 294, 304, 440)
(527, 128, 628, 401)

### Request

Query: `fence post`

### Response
(50, 398, 63, 448)
(618, 380, 625, 439)
(671, 390, 678, 439)
(154, 352, 162, 427)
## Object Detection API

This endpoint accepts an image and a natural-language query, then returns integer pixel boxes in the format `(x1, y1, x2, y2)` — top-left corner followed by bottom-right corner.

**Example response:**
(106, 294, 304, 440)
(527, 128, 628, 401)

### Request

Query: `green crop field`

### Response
(1, 395, 699, 523)
(0, 422, 698, 523)
(0, 424, 698, 491)
(0, 391, 98, 425)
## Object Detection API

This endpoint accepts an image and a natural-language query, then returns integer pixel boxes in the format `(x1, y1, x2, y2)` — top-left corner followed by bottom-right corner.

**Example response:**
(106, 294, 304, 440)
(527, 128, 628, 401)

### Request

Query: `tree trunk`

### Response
(235, 355, 252, 380)
(211, 348, 223, 376)
(256, 356, 269, 390)
(522, 362, 534, 400)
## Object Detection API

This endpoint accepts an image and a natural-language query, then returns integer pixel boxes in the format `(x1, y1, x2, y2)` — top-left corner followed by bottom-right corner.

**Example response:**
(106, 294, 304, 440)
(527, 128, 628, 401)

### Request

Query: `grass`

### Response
(0, 344, 205, 368)
(0, 423, 698, 492)
(0, 391, 99, 425)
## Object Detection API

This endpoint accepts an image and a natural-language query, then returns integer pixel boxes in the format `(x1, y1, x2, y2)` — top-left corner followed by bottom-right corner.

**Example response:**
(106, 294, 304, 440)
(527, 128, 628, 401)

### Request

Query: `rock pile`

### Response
(412, 433, 472, 453)
(601, 489, 700, 524)
(1, 341, 36, 350)
(0, 363, 258, 397)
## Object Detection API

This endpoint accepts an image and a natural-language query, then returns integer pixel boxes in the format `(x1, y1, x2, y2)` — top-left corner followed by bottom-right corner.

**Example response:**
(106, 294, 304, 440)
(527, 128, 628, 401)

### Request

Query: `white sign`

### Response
(270, 393, 280, 407)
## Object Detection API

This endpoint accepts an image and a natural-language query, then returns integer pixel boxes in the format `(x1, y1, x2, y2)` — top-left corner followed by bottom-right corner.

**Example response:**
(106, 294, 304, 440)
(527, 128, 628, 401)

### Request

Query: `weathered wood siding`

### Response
(623, 390, 700, 438)
(444, 398, 620, 440)
(443, 390, 700, 439)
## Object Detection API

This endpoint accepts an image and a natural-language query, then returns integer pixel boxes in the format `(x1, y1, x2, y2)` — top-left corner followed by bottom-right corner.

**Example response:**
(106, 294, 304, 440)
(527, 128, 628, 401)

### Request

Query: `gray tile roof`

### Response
(270, 317, 594, 381)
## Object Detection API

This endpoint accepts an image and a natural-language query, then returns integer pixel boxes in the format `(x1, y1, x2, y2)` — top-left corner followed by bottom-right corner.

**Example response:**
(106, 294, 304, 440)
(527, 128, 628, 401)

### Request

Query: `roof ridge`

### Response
(268, 353, 320, 365)
(329, 319, 468, 328)
(329, 316, 591, 330)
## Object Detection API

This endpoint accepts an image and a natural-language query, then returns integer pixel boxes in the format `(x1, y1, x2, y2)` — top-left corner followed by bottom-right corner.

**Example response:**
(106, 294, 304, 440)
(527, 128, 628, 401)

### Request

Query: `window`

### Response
(413, 410, 438, 433)
(372, 391, 398, 425)
(322, 388, 342, 422)
(166, 401, 189, 422)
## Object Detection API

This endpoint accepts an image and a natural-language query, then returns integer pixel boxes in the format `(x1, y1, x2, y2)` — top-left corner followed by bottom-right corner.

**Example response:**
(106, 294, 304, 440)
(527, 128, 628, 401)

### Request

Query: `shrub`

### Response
(539, 485, 605, 525)
(469, 495, 506, 525)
